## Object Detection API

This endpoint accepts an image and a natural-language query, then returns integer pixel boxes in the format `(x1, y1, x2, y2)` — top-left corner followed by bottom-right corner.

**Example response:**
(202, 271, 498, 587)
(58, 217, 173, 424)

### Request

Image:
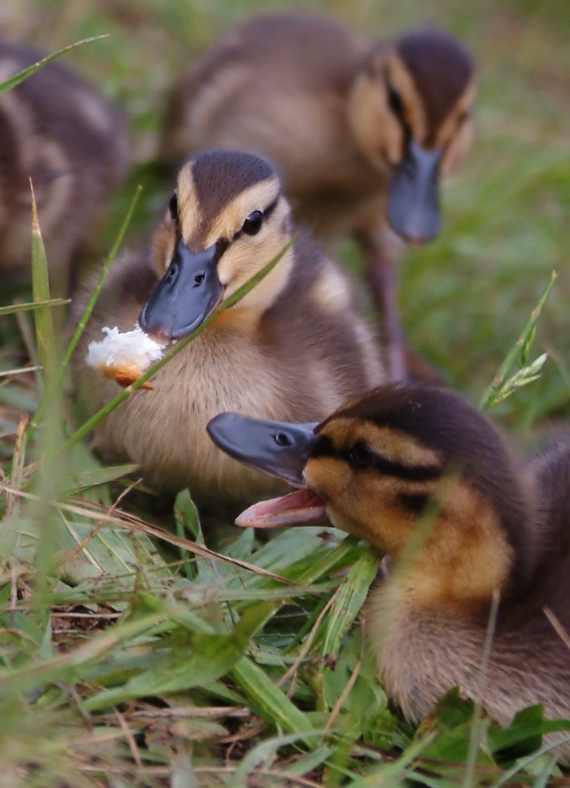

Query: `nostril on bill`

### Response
(166, 262, 178, 283)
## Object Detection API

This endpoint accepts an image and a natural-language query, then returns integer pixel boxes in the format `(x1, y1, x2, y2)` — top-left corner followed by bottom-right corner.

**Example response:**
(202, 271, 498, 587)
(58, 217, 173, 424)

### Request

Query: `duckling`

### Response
(162, 15, 477, 381)
(207, 384, 570, 757)
(72, 149, 386, 503)
(0, 40, 129, 296)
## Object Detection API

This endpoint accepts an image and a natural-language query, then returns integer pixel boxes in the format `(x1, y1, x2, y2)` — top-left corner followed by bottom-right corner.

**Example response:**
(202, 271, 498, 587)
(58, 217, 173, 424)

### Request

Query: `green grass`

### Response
(1, 0, 570, 785)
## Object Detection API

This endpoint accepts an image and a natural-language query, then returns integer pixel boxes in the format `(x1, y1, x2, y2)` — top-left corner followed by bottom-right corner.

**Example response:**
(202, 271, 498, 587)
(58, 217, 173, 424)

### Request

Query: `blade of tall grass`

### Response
(23, 186, 143, 453)
(0, 299, 69, 316)
(4, 413, 28, 521)
(54, 464, 140, 496)
(321, 550, 380, 660)
(229, 731, 330, 786)
(84, 601, 267, 711)
(61, 185, 143, 377)
(0, 483, 291, 583)
(0, 610, 166, 697)
(0, 365, 41, 378)
(24, 186, 67, 597)
(0, 36, 110, 94)
(479, 272, 557, 409)
(21, 188, 142, 468)
(462, 590, 500, 788)
(532, 756, 559, 788)
(349, 733, 438, 787)
(491, 734, 570, 787)
(234, 536, 363, 640)
(230, 655, 317, 744)
(30, 183, 57, 382)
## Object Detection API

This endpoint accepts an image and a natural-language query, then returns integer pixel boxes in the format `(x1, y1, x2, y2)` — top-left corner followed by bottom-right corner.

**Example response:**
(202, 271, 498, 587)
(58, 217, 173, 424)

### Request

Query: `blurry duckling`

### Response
(0, 40, 129, 296)
(208, 384, 570, 756)
(73, 149, 386, 503)
(162, 15, 477, 380)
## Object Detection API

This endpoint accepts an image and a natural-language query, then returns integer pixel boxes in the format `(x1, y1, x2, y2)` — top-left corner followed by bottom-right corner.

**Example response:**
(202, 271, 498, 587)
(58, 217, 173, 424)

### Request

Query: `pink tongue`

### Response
(235, 487, 328, 529)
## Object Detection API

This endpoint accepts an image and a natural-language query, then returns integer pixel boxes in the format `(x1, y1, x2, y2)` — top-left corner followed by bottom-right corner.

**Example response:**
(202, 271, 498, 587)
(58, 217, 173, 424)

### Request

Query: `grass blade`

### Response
(0, 299, 69, 316)
(479, 272, 557, 409)
(321, 550, 380, 659)
(61, 185, 143, 376)
(231, 655, 317, 744)
(0, 36, 110, 95)
(30, 182, 57, 380)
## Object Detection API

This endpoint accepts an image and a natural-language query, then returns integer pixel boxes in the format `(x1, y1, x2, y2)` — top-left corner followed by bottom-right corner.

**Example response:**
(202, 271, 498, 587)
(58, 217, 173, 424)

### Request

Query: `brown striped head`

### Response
(307, 384, 533, 606)
(141, 150, 294, 340)
(212, 384, 535, 610)
(348, 29, 476, 244)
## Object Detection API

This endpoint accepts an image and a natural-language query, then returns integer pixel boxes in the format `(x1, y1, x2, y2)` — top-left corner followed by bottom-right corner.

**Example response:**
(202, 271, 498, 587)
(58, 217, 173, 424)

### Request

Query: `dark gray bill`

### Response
(139, 238, 223, 340)
(388, 139, 443, 243)
(207, 412, 318, 487)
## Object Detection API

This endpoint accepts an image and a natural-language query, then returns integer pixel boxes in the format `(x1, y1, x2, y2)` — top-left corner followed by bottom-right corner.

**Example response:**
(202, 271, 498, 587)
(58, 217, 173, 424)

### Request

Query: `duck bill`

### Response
(139, 238, 223, 340)
(388, 140, 443, 244)
(207, 412, 319, 486)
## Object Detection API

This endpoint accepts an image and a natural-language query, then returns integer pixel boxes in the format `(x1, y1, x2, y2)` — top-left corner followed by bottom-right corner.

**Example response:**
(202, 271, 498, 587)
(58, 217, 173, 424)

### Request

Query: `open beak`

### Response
(388, 140, 443, 244)
(139, 238, 224, 340)
(206, 412, 328, 528)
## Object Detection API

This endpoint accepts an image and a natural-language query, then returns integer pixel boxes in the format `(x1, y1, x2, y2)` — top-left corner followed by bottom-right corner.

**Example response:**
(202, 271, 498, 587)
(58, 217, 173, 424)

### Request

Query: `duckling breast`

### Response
(367, 577, 570, 755)
(87, 325, 326, 500)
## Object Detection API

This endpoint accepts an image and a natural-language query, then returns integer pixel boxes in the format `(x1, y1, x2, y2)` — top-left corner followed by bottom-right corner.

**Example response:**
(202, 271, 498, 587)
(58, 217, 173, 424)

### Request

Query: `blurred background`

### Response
(2, 0, 570, 433)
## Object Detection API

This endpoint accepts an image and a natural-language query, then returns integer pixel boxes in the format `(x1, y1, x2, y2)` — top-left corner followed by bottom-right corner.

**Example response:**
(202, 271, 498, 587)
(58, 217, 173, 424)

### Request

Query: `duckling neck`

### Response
(385, 486, 524, 616)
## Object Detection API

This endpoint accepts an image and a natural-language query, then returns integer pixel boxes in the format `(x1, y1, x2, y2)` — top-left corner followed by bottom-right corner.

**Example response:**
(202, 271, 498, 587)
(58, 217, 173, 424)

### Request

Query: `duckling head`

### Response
(139, 149, 294, 341)
(208, 384, 536, 610)
(348, 29, 476, 244)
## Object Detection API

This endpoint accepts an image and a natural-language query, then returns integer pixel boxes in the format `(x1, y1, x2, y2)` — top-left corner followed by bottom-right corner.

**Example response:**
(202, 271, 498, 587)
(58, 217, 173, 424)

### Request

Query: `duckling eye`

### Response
(242, 210, 264, 236)
(168, 193, 178, 223)
(349, 441, 375, 469)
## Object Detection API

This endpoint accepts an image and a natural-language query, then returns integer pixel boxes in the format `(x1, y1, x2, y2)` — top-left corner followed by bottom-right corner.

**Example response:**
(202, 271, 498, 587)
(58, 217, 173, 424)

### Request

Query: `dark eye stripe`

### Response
(168, 192, 179, 223)
(262, 195, 279, 222)
(312, 434, 442, 482)
(398, 492, 430, 514)
(383, 68, 411, 138)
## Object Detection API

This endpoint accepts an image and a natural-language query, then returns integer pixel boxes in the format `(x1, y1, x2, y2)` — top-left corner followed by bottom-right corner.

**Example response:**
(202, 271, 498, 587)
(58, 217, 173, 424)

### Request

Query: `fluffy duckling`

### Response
(162, 15, 477, 380)
(73, 149, 386, 503)
(208, 384, 570, 756)
(0, 41, 129, 296)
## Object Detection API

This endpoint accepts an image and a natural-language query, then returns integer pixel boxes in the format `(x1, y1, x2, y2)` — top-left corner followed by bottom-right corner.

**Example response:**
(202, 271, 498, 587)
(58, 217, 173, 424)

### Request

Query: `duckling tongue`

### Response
(235, 487, 327, 529)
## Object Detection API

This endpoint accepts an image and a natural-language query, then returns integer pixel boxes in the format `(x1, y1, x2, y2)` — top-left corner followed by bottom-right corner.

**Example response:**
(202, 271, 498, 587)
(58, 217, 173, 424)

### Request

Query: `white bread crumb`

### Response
(86, 324, 166, 384)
